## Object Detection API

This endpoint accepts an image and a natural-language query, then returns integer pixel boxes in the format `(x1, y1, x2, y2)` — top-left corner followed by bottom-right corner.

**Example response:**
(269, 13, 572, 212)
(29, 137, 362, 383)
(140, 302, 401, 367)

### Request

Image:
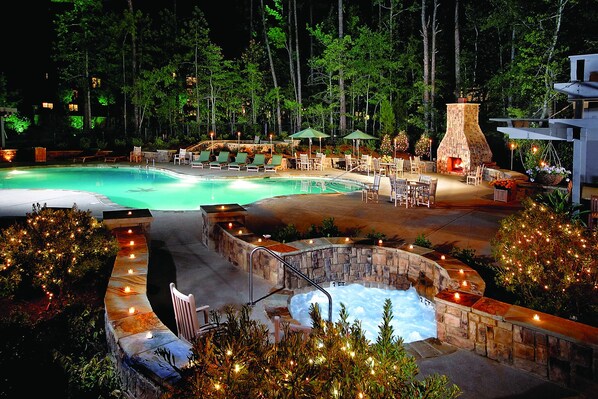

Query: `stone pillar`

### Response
(200, 204, 247, 250)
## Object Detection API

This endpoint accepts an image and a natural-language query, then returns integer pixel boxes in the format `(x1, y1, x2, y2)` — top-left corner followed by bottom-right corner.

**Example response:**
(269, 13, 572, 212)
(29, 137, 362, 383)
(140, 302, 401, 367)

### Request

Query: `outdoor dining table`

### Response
(407, 180, 429, 207)
(390, 179, 429, 208)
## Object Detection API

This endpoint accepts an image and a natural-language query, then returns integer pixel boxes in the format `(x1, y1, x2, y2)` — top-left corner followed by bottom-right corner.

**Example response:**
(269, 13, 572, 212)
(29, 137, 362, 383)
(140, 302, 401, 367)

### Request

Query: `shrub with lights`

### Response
(0, 203, 119, 309)
(394, 130, 409, 153)
(490, 196, 598, 325)
(414, 133, 431, 159)
(160, 302, 460, 399)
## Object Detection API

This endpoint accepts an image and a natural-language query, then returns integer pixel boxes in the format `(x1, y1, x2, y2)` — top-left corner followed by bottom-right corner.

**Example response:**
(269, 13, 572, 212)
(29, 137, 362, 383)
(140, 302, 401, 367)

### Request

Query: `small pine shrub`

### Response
(414, 233, 431, 248)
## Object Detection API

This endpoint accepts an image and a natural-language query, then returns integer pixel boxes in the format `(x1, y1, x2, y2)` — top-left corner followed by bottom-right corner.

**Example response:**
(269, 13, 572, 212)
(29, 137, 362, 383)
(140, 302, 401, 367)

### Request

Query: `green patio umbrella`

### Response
(342, 130, 378, 158)
(289, 128, 330, 155)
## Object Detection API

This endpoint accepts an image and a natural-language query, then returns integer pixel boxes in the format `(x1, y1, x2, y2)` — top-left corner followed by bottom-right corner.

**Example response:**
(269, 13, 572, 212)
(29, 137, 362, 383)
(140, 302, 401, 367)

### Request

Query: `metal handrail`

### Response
(248, 246, 332, 322)
(329, 162, 366, 182)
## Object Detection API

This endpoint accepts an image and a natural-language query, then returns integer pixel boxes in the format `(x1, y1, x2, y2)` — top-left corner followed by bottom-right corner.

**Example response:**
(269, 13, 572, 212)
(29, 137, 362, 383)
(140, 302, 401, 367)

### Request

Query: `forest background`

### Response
(0, 0, 596, 168)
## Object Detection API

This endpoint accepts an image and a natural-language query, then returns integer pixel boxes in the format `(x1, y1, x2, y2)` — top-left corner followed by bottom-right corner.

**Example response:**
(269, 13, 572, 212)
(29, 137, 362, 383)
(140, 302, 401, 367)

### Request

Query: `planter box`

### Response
(493, 188, 511, 202)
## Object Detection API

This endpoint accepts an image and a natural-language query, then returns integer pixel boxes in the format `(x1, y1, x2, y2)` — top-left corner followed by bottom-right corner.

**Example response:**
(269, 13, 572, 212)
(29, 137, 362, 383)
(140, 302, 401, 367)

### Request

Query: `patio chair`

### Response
(298, 153, 311, 170)
(372, 157, 386, 176)
(416, 178, 437, 208)
(312, 154, 326, 171)
(190, 150, 211, 168)
(73, 149, 104, 163)
(273, 315, 312, 343)
(391, 177, 410, 208)
(228, 152, 249, 170)
(391, 158, 404, 177)
(169, 282, 217, 344)
(409, 156, 420, 174)
(130, 146, 143, 163)
(209, 151, 230, 169)
(173, 148, 189, 165)
(589, 195, 598, 230)
(265, 154, 284, 172)
(362, 172, 382, 203)
(246, 153, 266, 172)
(466, 164, 484, 185)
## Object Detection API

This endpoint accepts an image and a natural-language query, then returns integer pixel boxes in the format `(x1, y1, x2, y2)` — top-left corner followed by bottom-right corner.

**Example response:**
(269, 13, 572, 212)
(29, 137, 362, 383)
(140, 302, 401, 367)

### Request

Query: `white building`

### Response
(491, 53, 598, 204)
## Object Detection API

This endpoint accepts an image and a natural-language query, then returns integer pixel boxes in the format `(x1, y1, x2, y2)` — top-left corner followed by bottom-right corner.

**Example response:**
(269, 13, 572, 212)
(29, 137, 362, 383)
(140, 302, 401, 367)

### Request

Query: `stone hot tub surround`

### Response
(104, 205, 597, 398)
(436, 103, 493, 175)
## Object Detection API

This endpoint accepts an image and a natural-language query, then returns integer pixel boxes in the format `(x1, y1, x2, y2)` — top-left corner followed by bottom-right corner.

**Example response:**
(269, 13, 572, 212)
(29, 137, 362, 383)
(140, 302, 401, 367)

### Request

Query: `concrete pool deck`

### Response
(0, 161, 590, 398)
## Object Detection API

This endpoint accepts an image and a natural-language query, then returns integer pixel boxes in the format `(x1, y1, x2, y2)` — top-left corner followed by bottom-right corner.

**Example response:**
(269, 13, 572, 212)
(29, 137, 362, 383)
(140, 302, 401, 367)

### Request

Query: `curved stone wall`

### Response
(104, 216, 597, 398)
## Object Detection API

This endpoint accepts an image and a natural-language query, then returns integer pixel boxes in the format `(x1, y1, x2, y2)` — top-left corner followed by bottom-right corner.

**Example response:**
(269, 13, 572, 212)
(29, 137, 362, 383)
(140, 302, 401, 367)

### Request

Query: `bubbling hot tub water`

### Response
(289, 283, 436, 343)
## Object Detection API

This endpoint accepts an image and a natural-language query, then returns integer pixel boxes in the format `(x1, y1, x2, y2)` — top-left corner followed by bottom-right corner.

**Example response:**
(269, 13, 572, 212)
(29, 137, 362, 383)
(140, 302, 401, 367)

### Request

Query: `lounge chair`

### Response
(190, 150, 211, 168)
(209, 151, 230, 169)
(228, 152, 249, 170)
(73, 149, 105, 163)
(265, 154, 283, 172)
(246, 153, 266, 172)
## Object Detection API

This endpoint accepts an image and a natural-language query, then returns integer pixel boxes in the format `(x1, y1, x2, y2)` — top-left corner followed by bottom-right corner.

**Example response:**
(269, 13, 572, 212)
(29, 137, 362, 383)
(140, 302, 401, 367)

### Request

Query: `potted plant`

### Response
(526, 164, 571, 186)
(490, 178, 517, 202)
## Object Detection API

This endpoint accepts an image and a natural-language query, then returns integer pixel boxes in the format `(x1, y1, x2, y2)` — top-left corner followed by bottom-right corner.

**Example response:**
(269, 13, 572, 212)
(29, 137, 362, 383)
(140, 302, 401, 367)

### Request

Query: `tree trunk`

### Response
(338, 0, 346, 138)
(126, 0, 140, 135)
(541, 0, 568, 119)
(454, 0, 460, 99)
(293, 0, 302, 129)
(421, 0, 430, 132)
(430, 0, 439, 133)
(260, 0, 282, 135)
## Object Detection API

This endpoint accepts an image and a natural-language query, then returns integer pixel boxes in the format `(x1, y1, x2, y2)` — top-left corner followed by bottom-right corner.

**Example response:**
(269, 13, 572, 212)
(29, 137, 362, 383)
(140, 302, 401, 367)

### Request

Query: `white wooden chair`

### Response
(416, 178, 438, 208)
(273, 315, 312, 343)
(299, 153, 311, 170)
(391, 158, 404, 177)
(391, 178, 410, 208)
(467, 165, 484, 185)
(169, 282, 214, 344)
(312, 154, 326, 171)
(173, 148, 188, 165)
(409, 156, 420, 174)
(362, 173, 382, 203)
(129, 146, 142, 163)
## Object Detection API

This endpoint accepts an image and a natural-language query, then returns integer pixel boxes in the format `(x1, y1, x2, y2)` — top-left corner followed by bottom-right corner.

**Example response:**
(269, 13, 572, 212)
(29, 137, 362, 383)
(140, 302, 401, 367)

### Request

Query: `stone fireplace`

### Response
(436, 102, 492, 175)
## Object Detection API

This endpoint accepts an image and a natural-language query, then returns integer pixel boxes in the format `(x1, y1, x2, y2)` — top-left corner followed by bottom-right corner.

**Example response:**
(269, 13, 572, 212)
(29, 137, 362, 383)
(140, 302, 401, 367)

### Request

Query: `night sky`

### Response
(0, 1, 248, 105)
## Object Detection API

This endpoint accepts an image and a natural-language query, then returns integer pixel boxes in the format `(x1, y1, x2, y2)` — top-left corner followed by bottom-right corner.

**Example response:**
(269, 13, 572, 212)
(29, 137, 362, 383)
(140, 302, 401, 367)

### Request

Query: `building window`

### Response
(91, 77, 101, 88)
(68, 104, 79, 112)
(42, 102, 54, 109)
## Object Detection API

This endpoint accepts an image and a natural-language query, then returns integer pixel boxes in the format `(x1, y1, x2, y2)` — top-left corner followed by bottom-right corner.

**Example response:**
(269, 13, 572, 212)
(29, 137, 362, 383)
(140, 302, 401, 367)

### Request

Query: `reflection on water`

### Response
(0, 166, 360, 211)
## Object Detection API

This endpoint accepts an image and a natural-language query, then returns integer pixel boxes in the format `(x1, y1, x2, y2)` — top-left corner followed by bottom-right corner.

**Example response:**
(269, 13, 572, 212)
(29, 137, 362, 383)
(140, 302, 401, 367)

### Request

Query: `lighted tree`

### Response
(0, 204, 119, 308)
(161, 302, 460, 398)
(414, 133, 431, 159)
(490, 197, 598, 323)
(380, 133, 392, 155)
(394, 130, 409, 153)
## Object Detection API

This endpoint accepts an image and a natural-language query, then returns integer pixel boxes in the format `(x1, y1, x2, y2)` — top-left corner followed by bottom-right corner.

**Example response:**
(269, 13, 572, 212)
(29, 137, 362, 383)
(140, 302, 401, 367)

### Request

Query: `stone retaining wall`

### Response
(104, 209, 597, 398)
(435, 290, 598, 390)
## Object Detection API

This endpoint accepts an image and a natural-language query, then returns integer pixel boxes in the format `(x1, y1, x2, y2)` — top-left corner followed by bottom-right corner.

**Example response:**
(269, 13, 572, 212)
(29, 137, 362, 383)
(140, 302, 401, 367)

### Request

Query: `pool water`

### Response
(0, 166, 360, 210)
(289, 284, 436, 343)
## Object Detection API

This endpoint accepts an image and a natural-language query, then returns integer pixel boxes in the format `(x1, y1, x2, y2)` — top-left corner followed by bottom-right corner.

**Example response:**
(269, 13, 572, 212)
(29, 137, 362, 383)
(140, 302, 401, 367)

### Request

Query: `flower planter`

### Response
(493, 188, 511, 203)
(535, 172, 565, 186)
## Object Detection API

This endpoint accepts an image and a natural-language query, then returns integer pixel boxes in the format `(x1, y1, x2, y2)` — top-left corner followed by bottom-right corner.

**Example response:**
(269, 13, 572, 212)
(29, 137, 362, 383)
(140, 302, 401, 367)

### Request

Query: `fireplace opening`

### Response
(447, 157, 464, 173)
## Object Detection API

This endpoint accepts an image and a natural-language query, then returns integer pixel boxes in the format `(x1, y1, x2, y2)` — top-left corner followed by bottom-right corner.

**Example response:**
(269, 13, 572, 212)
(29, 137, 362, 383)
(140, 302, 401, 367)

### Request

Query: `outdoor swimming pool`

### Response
(0, 166, 361, 210)
(289, 283, 436, 343)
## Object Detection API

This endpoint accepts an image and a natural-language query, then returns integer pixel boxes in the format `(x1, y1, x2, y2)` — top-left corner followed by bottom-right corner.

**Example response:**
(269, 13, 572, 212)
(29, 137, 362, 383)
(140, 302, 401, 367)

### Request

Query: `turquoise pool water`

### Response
(0, 166, 360, 210)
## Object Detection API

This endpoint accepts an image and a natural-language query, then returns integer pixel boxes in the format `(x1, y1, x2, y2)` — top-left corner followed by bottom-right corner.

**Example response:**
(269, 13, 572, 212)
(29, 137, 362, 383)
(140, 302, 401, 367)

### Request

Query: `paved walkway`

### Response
(0, 161, 589, 398)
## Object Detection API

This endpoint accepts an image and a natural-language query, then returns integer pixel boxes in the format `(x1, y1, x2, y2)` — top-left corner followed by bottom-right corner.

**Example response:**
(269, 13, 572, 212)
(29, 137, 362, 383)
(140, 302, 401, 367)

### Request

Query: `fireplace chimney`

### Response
(436, 103, 492, 175)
